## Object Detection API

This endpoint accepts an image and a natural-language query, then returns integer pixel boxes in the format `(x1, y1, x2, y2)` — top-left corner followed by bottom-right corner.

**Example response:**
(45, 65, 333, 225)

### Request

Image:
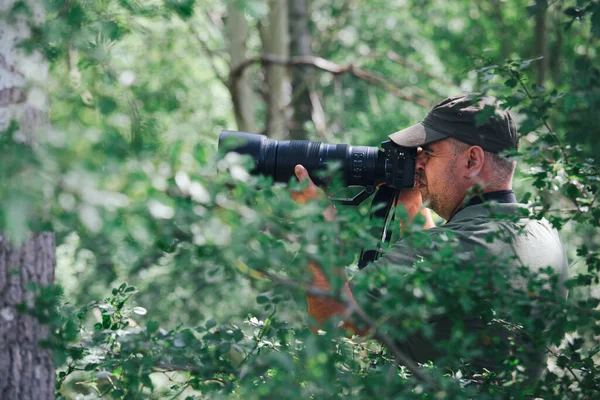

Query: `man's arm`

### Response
(292, 165, 434, 333)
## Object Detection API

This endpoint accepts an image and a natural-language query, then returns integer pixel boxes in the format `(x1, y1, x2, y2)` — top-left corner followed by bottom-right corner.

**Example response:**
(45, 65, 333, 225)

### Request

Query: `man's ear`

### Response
(465, 146, 485, 178)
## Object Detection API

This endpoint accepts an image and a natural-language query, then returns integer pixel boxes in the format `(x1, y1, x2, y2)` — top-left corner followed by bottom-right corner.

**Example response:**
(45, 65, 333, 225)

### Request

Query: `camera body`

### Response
(218, 131, 416, 195)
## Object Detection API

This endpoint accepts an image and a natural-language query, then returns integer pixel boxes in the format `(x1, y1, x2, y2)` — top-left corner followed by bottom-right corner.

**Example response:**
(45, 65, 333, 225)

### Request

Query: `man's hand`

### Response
(396, 187, 424, 217)
(395, 187, 436, 230)
(291, 165, 321, 204)
(291, 165, 336, 221)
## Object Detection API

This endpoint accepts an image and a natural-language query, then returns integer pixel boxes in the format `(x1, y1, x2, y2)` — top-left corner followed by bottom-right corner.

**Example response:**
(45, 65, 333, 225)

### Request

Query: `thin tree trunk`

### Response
(534, 3, 547, 86)
(227, 3, 258, 133)
(0, 234, 55, 400)
(260, 0, 289, 139)
(0, 2, 55, 397)
(549, 7, 562, 85)
(288, 0, 312, 140)
(491, 0, 509, 60)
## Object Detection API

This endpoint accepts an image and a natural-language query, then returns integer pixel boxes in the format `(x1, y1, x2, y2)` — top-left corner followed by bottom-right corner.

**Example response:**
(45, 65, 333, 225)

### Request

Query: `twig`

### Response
(588, 192, 599, 210)
(512, 72, 571, 164)
(168, 383, 190, 400)
(545, 346, 583, 386)
(541, 207, 582, 213)
(238, 304, 278, 367)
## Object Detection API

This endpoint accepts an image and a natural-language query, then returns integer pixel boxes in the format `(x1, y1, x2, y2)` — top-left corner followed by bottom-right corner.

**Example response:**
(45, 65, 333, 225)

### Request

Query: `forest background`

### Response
(1, 0, 599, 398)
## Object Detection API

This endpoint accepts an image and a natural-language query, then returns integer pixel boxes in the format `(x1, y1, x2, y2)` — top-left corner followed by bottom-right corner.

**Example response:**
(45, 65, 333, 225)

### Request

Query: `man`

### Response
(291, 94, 569, 382)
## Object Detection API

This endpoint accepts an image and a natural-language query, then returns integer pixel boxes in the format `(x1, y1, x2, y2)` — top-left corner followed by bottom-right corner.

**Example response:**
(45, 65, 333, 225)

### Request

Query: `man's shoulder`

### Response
(380, 202, 566, 269)
(447, 202, 528, 225)
(446, 203, 560, 239)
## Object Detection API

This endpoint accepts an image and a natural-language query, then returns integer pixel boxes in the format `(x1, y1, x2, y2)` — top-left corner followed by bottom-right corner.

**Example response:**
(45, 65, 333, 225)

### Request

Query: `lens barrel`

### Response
(218, 130, 413, 189)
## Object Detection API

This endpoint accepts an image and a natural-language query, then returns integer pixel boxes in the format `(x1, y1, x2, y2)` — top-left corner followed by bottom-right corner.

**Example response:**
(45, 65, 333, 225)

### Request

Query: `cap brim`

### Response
(388, 122, 448, 147)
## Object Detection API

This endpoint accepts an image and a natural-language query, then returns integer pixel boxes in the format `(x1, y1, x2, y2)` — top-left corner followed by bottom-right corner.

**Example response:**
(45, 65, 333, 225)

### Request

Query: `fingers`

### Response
(294, 165, 317, 192)
(291, 164, 320, 204)
(294, 165, 308, 181)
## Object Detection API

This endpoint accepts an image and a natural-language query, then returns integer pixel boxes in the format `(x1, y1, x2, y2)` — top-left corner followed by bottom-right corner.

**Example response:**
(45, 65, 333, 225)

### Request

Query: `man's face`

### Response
(415, 139, 466, 220)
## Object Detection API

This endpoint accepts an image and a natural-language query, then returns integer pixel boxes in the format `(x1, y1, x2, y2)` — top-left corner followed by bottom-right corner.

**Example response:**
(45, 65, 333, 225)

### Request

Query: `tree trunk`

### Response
(227, 3, 258, 133)
(288, 0, 312, 140)
(549, 7, 562, 85)
(491, 0, 510, 60)
(534, 3, 547, 86)
(0, 234, 55, 400)
(260, 0, 289, 139)
(0, 2, 55, 398)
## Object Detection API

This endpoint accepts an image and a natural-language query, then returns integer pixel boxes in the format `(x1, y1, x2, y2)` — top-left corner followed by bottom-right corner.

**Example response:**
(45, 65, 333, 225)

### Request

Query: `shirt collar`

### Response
(448, 190, 517, 222)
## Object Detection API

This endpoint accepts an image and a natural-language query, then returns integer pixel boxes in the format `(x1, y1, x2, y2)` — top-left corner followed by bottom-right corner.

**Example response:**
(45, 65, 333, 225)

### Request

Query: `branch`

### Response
(229, 54, 431, 108)
(253, 267, 440, 389)
(187, 21, 227, 85)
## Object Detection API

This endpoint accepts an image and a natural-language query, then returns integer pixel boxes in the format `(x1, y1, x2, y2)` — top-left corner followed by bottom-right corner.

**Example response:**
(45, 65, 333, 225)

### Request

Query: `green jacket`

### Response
(356, 202, 569, 382)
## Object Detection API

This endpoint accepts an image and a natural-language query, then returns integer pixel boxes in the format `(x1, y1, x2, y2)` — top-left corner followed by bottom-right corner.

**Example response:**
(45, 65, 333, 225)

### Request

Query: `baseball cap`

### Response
(388, 94, 519, 153)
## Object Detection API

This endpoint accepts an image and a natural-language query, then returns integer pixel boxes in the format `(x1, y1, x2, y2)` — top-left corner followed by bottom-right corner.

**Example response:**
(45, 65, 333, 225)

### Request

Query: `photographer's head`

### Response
(389, 94, 519, 220)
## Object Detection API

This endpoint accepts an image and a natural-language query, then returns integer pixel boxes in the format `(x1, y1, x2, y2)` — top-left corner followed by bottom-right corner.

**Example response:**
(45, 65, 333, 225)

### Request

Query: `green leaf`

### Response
(475, 105, 497, 127)
(219, 342, 231, 353)
(232, 329, 244, 342)
(564, 7, 583, 18)
(165, 0, 195, 19)
(520, 192, 532, 204)
(147, 320, 159, 334)
(66, 3, 85, 27)
(205, 318, 216, 329)
(84, 363, 98, 371)
(141, 374, 154, 391)
(98, 97, 117, 115)
(256, 294, 270, 304)
(11, 1, 31, 16)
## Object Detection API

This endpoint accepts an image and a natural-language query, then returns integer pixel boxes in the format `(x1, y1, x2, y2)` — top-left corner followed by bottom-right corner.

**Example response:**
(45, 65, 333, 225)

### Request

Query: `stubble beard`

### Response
(419, 167, 456, 220)
(417, 171, 441, 216)
(420, 185, 442, 216)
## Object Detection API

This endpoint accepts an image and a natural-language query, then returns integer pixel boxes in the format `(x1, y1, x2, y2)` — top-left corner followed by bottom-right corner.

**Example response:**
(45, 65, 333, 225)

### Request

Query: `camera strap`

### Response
(357, 185, 399, 270)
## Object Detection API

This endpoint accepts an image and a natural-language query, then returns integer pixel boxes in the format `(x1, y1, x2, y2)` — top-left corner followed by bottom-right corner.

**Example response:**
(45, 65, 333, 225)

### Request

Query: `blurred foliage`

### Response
(1, 0, 599, 398)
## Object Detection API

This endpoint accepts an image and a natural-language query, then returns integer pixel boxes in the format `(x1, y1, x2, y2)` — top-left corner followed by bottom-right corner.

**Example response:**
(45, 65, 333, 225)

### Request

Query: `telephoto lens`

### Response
(218, 130, 416, 190)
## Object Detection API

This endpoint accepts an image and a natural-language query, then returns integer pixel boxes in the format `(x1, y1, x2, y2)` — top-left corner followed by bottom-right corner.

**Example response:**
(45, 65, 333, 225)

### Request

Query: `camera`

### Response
(218, 131, 416, 204)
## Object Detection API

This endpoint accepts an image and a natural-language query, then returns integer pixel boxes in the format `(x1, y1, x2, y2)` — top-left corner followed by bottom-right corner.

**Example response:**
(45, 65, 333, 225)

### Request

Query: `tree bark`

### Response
(491, 0, 510, 60)
(0, 234, 55, 400)
(227, 3, 258, 133)
(534, 2, 548, 86)
(0, 2, 55, 398)
(288, 0, 312, 140)
(549, 7, 562, 85)
(259, 0, 289, 139)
